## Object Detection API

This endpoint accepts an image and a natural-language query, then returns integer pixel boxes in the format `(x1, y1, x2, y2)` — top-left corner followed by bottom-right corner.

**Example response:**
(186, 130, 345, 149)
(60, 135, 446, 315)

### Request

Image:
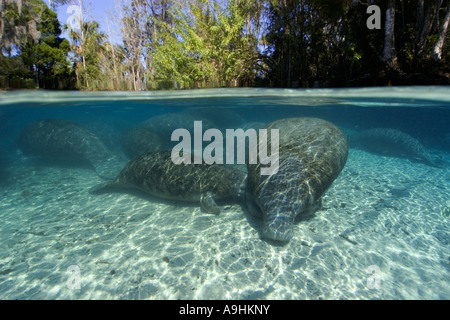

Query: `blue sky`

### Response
(55, 0, 121, 43)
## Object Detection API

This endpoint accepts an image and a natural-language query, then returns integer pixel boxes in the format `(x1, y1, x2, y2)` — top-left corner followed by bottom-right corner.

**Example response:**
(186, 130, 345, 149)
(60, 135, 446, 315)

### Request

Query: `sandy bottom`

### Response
(0, 149, 449, 300)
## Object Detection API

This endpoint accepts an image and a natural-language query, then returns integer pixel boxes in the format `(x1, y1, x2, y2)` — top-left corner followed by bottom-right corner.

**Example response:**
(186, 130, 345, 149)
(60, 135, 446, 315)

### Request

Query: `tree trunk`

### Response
(382, 0, 398, 69)
(131, 66, 137, 91)
(82, 54, 88, 88)
(432, 4, 450, 60)
(416, 0, 424, 39)
(415, 1, 441, 57)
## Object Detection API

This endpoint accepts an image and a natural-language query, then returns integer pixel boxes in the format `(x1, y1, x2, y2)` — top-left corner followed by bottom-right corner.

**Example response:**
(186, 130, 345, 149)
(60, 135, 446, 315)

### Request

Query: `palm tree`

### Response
(64, 20, 105, 89)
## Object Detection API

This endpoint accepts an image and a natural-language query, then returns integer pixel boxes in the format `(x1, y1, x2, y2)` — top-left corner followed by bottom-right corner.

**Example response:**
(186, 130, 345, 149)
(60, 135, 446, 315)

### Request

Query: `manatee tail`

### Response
(418, 148, 448, 168)
(89, 155, 127, 180)
(422, 155, 439, 167)
(426, 157, 448, 168)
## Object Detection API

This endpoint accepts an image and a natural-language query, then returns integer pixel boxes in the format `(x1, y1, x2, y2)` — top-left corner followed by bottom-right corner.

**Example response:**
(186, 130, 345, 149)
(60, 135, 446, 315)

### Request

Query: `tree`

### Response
(97, 41, 128, 90)
(265, 0, 355, 87)
(118, 0, 173, 90)
(3, 0, 449, 90)
(119, 0, 150, 91)
(432, 3, 450, 60)
(152, 0, 262, 86)
(1, 0, 74, 89)
(77, 21, 105, 89)
(63, 0, 108, 89)
(21, 0, 73, 88)
(415, 0, 441, 58)
(46, 0, 70, 10)
(265, 0, 450, 87)
(382, 0, 399, 70)
(1, 0, 40, 56)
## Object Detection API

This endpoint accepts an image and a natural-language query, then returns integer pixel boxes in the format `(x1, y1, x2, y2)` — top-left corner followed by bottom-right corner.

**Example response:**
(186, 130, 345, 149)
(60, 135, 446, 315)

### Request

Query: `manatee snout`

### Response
(262, 210, 295, 242)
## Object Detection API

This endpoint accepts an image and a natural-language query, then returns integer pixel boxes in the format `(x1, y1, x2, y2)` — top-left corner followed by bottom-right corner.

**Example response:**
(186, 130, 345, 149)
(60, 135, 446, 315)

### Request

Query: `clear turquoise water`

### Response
(0, 87, 449, 299)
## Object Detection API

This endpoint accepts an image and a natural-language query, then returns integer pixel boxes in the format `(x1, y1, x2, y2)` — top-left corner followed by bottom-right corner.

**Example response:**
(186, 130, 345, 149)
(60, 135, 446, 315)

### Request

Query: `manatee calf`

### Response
(351, 128, 437, 167)
(18, 119, 126, 179)
(247, 117, 348, 242)
(90, 150, 247, 214)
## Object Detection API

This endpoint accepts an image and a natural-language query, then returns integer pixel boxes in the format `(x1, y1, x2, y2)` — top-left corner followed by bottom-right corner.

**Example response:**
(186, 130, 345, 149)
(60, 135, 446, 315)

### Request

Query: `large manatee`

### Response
(139, 113, 216, 149)
(121, 126, 163, 159)
(247, 117, 348, 242)
(90, 150, 247, 214)
(18, 119, 126, 179)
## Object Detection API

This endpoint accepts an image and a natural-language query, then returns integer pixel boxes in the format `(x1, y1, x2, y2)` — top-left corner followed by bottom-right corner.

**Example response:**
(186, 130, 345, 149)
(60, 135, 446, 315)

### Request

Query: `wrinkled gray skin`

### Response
(350, 128, 437, 167)
(247, 117, 348, 242)
(18, 119, 125, 179)
(90, 150, 247, 215)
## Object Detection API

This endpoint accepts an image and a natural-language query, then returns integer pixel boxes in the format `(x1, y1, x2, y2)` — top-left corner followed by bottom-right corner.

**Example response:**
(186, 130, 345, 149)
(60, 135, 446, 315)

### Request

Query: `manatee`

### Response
(188, 108, 246, 129)
(247, 117, 348, 242)
(90, 150, 247, 214)
(140, 113, 216, 149)
(18, 119, 126, 179)
(351, 128, 437, 167)
(121, 126, 163, 159)
(85, 121, 125, 152)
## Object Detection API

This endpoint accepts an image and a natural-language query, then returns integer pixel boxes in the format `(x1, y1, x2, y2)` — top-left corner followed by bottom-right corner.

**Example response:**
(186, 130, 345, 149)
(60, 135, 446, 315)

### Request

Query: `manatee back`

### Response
(18, 119, 111, 160)
(247, 117, 348, 241)
(110, 150, 247, 201)
(19, 119, 125, 179)
(248, 117, 348, 213)
(121, 126, 163, 159)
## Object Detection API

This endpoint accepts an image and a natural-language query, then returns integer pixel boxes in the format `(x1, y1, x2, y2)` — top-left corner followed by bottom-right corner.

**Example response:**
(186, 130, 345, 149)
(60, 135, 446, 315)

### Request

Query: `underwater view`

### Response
(0, 87, 449, 300)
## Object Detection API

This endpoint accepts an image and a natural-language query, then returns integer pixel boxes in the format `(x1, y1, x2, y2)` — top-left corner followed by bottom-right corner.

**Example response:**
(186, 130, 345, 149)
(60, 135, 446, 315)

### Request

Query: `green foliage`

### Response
(65, 21, 107, 89)
(21, 0, 74, 89)
(265, 0, 450, 87)
(0, 0, 74, 89)
(2, 0, 449, 90)
(0, 55, 34, 89)
(152, 0, 261, 85)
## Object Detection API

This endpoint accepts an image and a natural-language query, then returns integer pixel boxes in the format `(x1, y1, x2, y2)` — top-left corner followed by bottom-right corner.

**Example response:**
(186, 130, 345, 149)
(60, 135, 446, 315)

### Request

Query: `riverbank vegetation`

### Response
(1, 0, 449, 90)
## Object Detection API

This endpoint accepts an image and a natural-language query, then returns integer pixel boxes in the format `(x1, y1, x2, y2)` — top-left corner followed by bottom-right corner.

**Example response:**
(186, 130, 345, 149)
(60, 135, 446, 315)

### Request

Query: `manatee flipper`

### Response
(89, 181, 119, 194)
(89, 155, 127, 180)
(245, 191, 263, 218)
(200, 192, 220, 215)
